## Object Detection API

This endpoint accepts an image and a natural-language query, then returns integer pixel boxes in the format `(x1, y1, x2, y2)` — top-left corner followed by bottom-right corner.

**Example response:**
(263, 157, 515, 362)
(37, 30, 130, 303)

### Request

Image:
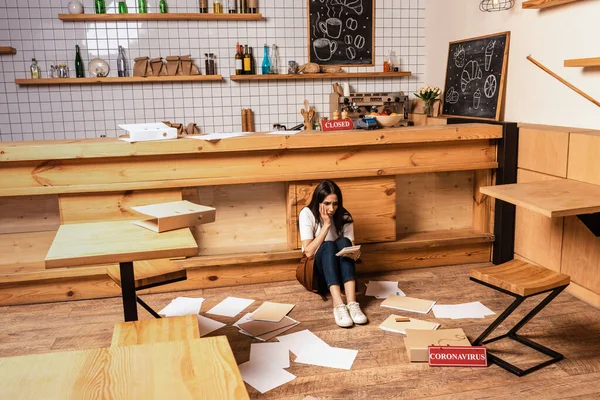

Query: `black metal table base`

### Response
(119, 261, 139, 322)
(471, 278, 569, 377)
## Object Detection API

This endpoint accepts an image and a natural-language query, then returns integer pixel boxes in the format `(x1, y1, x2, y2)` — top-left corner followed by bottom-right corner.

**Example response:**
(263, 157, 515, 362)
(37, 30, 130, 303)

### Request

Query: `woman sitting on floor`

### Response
(299, 180, 367, 328)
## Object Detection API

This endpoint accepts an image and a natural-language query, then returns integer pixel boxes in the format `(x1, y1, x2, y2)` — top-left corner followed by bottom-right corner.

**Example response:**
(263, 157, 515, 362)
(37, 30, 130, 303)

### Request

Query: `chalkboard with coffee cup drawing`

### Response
(308, 0, 375, 66)
(442, 31, 510, 121)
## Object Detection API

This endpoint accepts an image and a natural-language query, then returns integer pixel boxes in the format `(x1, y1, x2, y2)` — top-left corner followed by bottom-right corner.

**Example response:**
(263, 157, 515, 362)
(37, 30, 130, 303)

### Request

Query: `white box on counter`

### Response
(119, 123, 178, 142)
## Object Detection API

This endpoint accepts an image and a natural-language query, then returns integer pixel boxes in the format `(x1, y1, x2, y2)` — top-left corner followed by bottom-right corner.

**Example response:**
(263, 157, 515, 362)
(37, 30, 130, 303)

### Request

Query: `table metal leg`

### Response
(119, 261, 138, 322)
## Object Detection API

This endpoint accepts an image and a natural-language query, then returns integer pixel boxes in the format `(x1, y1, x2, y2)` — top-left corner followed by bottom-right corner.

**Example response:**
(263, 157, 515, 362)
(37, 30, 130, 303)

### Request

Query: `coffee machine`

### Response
(329, 91, 410, 120)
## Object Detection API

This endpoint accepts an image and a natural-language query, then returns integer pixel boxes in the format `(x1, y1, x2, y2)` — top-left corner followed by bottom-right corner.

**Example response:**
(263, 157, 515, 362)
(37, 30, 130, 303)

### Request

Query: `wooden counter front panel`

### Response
(0, 140, 497, 196)
(287, 177, 396, 249)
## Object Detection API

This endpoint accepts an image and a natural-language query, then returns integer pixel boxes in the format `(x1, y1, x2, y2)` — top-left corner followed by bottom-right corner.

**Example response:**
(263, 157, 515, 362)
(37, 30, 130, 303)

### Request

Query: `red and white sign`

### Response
(428, 346, 487, 367)
(321, 118, 354, 132)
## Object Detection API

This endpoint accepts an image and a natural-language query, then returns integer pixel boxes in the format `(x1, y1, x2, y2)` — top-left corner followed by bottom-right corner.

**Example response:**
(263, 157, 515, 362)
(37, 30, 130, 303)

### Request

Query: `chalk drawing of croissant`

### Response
(330, 0, 364, 15)
(461, 60, 483, 92)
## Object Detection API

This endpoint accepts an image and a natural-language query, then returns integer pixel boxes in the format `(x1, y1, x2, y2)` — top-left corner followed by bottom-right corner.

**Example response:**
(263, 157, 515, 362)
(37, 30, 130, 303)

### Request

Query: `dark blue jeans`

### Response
(314, 237, 356, 294)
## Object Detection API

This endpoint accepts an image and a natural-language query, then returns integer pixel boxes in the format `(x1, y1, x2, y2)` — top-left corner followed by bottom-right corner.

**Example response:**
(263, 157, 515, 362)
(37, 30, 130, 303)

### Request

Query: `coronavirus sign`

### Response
(321, 118, 354, 132)
(428, 346, 488, 367)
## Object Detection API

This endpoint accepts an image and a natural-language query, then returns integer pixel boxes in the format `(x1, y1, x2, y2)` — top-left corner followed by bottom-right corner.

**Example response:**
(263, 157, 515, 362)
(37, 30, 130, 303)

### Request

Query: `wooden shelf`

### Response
(230, 71, 412, 81)
(0, 46, 16, 55)
(522, 0, 579, 9)
(15, 75, 223, 86)
(58, 13, 263, 22)
(564, 57, 600, 68)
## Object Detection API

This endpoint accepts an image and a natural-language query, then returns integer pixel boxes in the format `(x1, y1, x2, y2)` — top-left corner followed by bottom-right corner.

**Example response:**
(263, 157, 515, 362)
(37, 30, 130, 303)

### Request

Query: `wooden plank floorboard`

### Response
(0, 263, 599, 399)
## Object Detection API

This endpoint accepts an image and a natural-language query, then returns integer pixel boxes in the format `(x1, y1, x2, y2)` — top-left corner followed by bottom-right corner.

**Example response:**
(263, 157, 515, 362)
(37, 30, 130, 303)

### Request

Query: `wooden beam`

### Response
(0, 46, 16, 55)
(564, 57, 600, 68)
(59, 13, 263, 21)
(15, 75, 223, 86)
(522, 0, 579, 9)
(230, 72, 411, 81)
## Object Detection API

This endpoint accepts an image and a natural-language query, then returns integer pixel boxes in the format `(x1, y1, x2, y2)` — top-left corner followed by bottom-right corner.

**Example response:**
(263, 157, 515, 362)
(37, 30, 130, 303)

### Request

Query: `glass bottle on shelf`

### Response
(248, 0, 257, 13)
(209, 53, 216, 75)
(159, 0, 168, 13)
(75, 45, 84, 78)
(138, 0, 147, 13)
(383, 50, 390, 72)
(270, 44, 279, 74)
(240, 0, 248, 13)
(117, 45, 128, 77)
(213, 0, 223, 13)
(199, 0, 208, 13)
(30, 58, 41, 79)
(261, 43, 270, 75)
(249, 46, 255, 74)
(204, 53, 210, 75)
(228, 0, 237, 13)
(118, 1, 128, 14)
(243, 45, 251, 75)
(95, 0, 106, 14)
(234, 42, 243, 75)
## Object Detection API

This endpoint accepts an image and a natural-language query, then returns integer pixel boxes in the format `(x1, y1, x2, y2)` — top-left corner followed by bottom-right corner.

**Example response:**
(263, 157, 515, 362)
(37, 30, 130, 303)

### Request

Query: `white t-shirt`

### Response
(298, 207, 354, 243)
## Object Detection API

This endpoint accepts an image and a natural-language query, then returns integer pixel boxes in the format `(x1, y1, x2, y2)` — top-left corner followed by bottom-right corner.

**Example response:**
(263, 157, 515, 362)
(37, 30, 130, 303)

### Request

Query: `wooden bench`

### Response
(470, 259, 570, 376)
(111, 314, 200, 347)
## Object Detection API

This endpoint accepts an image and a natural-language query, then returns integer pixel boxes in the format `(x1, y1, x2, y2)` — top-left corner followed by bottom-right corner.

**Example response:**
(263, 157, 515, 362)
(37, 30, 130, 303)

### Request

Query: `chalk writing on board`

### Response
(308, 0, 374, 66)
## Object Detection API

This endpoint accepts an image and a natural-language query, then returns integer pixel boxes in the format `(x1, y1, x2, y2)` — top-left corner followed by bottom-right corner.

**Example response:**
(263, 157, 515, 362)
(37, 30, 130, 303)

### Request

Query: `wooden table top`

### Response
(0, 336, 249, 400)
(480, 179, 600, 218)
(45, 220, 198, 269)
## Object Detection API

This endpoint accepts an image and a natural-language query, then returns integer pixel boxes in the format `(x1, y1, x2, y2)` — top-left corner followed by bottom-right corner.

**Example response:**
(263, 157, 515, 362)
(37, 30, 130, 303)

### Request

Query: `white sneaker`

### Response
(347, 302, 368, 324)
(333, 304, 354, 328)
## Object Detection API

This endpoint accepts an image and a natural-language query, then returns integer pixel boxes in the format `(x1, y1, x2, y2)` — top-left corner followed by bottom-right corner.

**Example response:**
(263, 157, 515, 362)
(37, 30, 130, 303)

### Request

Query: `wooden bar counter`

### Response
(0, 124, 502, 306)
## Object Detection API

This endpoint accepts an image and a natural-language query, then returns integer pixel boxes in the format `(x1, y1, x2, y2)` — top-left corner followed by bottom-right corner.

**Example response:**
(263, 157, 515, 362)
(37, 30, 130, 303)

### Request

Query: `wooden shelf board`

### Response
(15, 75, 223, 86)
(480, 179, 600, 218)
(230, 71, 412, 81)
(0, 46, 16, 55)
(564, 57, 600, 68)
(522, 0, 579, 9)
(59, 13, 263, 22)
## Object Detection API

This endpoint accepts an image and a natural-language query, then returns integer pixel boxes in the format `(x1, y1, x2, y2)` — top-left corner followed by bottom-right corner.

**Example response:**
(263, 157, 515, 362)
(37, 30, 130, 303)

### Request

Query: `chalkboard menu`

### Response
(442, 32, 510, 121)
(308, 0, 375, 66)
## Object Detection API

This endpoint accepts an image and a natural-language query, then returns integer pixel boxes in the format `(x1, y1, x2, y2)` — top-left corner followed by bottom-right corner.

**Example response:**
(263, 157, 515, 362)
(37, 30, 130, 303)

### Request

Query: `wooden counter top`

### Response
(0, 124, 502, 162)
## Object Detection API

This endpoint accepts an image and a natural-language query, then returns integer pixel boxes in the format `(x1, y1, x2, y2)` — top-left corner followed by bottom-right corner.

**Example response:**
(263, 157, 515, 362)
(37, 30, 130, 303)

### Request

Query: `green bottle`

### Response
(75, 45, 84, 78)
(118, 1, 128, 14)
(159, 0, 168, 13)
(94, 0, 106, 14)
(138, 0, 147, 13)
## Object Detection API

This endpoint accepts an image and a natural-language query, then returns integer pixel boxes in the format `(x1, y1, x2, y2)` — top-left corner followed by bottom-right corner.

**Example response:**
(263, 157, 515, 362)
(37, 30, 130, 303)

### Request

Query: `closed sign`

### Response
(322, 118, 354, 132)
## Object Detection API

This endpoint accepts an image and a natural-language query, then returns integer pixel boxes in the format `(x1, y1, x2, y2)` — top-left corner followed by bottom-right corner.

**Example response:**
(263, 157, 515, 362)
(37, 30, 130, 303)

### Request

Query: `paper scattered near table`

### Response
(432, 301, 495, 319)
(239, 316, 300, 341)
(158, 297, 205, 317)
(238, 360, 296, 394)
(206, 297, 255, 317)
(381, 294, 436, 314)
(233, 312, 253, 328)
(250, 302, 295, 323)
(276, 329, 330, 356)
(379, 314, 440, 335)
(188, 132, 253, 141)
(250, 342, 290, 369)
(365, 281, 406, 299)
(197, 315, 227, 337)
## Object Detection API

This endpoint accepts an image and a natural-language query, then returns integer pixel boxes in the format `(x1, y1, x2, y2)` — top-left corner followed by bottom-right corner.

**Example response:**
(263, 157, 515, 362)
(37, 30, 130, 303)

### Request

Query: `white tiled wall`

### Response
(0, 0, 425, 142)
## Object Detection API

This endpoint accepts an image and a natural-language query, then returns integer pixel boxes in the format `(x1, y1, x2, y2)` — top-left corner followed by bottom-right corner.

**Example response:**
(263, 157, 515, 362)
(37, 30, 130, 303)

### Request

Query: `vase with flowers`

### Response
(414, 85, 441, 117)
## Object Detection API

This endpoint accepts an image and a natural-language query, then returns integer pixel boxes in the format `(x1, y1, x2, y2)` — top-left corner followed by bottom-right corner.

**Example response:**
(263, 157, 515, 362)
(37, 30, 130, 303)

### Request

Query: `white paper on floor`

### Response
(276, 329, 358, 370)
(206, 297, 255, 317)
(250, 342, 290, 369)
(432, 301, 495, 319)
(365, 281, 406, 299)
(238, 360, 296, 394)
(158, 297, 205, 317)
(233, 312, 253, 328)
(197, 315, 227, 337)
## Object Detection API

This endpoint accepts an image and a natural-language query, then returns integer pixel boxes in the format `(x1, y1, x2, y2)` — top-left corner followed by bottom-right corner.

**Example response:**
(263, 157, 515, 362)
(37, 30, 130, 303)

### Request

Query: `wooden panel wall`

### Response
(568, 132, 600, 186)
(287, 177, 396, 249)
(0, 195, 60, 234)
(517, 125, 570, 177)
(396, 171, 474, 234)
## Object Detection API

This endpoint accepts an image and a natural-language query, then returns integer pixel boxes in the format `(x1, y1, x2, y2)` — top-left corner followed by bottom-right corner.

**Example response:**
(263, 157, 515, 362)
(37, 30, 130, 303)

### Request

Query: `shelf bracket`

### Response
(577, 213, 600, 237)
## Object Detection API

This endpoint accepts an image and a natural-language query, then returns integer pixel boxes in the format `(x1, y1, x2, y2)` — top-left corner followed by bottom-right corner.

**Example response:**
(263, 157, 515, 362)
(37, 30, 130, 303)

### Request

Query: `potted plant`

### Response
(414, 86, 441, 117)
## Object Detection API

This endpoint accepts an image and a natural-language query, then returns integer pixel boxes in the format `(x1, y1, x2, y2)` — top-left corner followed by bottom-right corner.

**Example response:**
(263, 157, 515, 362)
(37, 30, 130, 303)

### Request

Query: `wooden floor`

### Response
(1, 263, 600, 399)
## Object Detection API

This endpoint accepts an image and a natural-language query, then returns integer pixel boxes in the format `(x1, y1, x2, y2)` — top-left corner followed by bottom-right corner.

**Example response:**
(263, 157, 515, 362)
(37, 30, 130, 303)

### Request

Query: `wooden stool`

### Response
(111, 315, 200, 347)
(107, 258, 187, 318)
(470, 259, 570, 376)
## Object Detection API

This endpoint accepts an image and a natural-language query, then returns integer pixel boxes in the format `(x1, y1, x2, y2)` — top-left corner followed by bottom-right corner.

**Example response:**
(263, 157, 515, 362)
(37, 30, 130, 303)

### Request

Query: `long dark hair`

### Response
(307, 180, 353, 236)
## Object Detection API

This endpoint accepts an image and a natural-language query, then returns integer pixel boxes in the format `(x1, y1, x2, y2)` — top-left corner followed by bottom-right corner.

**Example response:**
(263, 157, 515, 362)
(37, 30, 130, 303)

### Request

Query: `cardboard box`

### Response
(404, 328, 471, 362)
(119, 122, 178, 142)
(132, 200, 216, 233)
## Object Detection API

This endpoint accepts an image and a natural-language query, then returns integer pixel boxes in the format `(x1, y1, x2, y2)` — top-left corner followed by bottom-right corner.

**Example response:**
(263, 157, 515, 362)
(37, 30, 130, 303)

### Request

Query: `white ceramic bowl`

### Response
(375, 115, 403, 128)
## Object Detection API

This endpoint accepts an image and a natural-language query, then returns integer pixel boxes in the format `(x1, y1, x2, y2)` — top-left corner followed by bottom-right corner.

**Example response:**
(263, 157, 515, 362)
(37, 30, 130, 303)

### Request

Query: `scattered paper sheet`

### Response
(365, 281, 406, 299)
(188, 132, 253, 141)
(293, 344, 358, 370)
(238, 361, 296, 394)
(265, 130, 302, 135)
(432, 302, 495, 319)
(244, 320, 300, 342)
(158, 297, 205, 317)
(379, 314, 440, 334)
(233, 312, 253, 328)
(276, 329, 330, 356)
(250, 342, 291, 369)
(250, 302, 295, 323)
(381, 295, 436, 314)
(206, 297, 255, 317)
(240, 316, 298, 337)
(197, 315, 227, 337)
